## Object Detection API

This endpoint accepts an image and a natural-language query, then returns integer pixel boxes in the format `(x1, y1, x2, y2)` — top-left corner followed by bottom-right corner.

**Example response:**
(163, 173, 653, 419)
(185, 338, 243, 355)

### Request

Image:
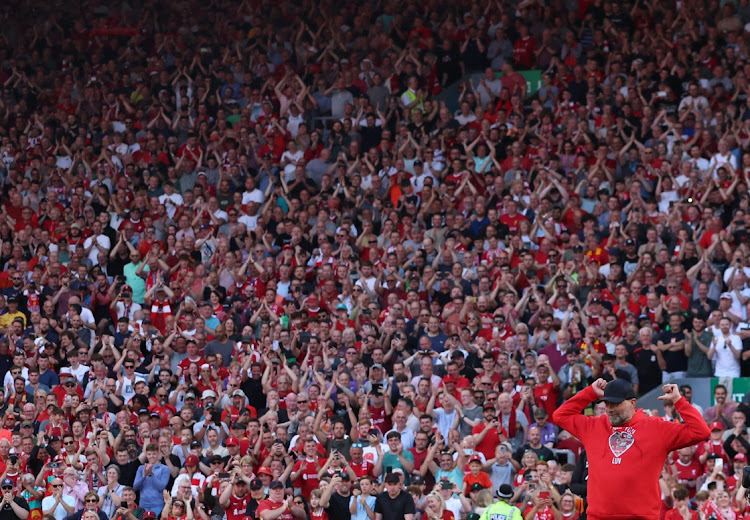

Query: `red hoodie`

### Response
(552, 386, 710, 520)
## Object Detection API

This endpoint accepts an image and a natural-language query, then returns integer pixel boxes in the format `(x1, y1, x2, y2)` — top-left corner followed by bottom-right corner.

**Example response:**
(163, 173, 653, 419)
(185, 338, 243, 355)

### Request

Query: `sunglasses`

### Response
(86, 499, 98, 503)
(1, 486, 12, 490)
(51, 484, 62, 488)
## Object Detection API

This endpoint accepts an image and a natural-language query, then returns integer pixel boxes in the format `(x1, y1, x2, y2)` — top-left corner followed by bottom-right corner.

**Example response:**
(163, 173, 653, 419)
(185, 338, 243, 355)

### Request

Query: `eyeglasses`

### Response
(64, 441, 75, 445)
(86, 499, 98, 503)
(51, 484, 62, 488)
(173, 503, 184, 508)
(124, 365, 134, 369)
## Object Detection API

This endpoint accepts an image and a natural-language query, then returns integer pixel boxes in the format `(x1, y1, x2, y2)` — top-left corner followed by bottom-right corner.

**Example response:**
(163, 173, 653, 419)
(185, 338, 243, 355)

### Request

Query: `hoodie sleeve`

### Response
(664, 398, 712, 451)
(552, 385, 599, 441)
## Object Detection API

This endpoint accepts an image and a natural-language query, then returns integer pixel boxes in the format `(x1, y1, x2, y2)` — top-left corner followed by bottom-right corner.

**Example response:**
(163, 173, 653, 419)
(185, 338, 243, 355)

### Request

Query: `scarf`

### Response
(503, 407, 518, 439)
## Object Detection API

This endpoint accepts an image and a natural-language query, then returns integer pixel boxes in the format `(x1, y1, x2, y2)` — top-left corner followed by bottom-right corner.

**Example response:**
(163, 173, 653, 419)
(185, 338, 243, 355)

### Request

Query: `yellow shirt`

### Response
(0, 310, 26, 330)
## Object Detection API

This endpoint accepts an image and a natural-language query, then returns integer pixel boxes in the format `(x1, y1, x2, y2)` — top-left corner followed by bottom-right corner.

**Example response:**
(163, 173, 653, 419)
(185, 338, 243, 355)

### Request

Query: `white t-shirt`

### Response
(713, 334, 742, 377)
(42, 494, 76, 520)
(83, 234, 111, 265)
(434, 408, 458, 441)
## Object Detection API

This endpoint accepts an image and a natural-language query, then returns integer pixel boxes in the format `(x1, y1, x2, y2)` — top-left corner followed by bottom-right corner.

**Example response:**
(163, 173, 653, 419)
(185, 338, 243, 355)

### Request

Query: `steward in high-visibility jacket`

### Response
(478, 484, 523, 520)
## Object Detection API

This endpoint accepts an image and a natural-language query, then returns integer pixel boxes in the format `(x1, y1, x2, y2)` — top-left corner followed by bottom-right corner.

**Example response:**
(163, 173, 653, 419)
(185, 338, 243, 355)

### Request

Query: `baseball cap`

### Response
(250, 478, 263, 489)
(149, 412, 160, 419)
(269, 480, 284, 489)
(143, 513, 156, 520)
(190, 441, 201, 449)
(412, 475, 425, 485)
(340, 472, 351, 481)
(0, 478, 12, 488)
(497, 484, 514, 499)
(232, 390, 245, 397)
(601, 379, 636, 404)
(138, 408, 150, 415)
(371, 363, 384, 370)
(470, 483, 485, 492)
(184, 393, 196, 400)
(209, 455, 223, 465)
(185, 455, 199, 466)
(625, 238, 635, 246)
(226, 437, 240, 446)
(336, 303, 347, 310)
(707, 453, 723, 460)
(468, 454, 483, 464)
(443, 375, 458, 384)
(710, 421, 724, 431)
(201, 390, 217, 399)
(736, 453, 748, 462)
(257, 466, 272, 476)
(721, 292, 733, 300)
(385, 473, 401, 484)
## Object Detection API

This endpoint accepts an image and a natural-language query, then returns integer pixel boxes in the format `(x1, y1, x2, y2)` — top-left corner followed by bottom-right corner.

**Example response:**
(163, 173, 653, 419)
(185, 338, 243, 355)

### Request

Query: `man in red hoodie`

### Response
(553, 379, 710, 520)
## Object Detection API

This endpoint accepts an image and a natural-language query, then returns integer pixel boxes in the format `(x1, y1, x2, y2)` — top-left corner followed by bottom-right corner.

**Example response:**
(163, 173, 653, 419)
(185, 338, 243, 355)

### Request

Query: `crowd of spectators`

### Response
(2, 0, 750, 519)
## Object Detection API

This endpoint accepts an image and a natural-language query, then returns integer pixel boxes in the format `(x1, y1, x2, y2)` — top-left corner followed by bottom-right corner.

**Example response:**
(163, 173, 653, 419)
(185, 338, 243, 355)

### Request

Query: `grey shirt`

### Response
(331, 89, 354, 120)
(459, 405, 483, 437)
(204, 339, 235, 366)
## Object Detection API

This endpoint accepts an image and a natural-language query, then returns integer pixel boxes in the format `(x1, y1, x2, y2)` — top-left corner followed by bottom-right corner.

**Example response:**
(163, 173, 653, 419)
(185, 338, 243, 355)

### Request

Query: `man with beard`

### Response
(553, 379, 710, 520)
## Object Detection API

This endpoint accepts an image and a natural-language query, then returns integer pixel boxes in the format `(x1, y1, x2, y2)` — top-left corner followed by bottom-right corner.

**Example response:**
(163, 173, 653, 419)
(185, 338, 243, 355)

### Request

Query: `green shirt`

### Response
(686, 329, 714, 377)
(381, 450, 414, 484)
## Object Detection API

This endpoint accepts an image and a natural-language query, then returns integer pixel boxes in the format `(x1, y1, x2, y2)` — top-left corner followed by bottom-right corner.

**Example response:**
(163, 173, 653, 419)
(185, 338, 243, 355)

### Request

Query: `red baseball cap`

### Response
(710, 422, 724, 431)
(226, 437, 240, 446)
(185, 455, 199, 467)
(468, 454, 483, 464)
(257, 466, 272, 476)
(735, 453, 748, 462)
(443, 375, 458, 384)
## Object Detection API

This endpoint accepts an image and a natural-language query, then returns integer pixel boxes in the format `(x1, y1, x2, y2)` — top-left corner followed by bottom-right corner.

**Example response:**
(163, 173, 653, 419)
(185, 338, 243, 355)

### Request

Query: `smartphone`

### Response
(219, 472, 230, 479)
(539, 491, 550, 500)
(386, 466, 393, 474)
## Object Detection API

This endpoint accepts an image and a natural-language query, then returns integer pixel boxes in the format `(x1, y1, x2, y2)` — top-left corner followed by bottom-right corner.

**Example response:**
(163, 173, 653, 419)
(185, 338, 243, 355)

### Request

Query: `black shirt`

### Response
(657, 330, 687, 372)
(245, 493, 267, 520)
(631, 345, 662, 395)
(0, 496, 29, 520)
(325, 491, 352, 520)
(114, 458, 140, 487)
(374, 490, 416, 520)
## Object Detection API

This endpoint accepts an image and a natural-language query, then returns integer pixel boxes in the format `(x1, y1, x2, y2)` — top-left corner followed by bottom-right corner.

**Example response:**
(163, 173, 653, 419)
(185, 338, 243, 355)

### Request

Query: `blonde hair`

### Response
(427, 492, 446, 517)
(475, 489, 493, 508)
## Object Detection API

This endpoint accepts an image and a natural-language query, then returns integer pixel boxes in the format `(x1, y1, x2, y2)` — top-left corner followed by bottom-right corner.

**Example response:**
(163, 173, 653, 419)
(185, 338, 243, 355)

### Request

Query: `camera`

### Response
(49, 462, 59, 469)
(9, 455, 17, 465)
